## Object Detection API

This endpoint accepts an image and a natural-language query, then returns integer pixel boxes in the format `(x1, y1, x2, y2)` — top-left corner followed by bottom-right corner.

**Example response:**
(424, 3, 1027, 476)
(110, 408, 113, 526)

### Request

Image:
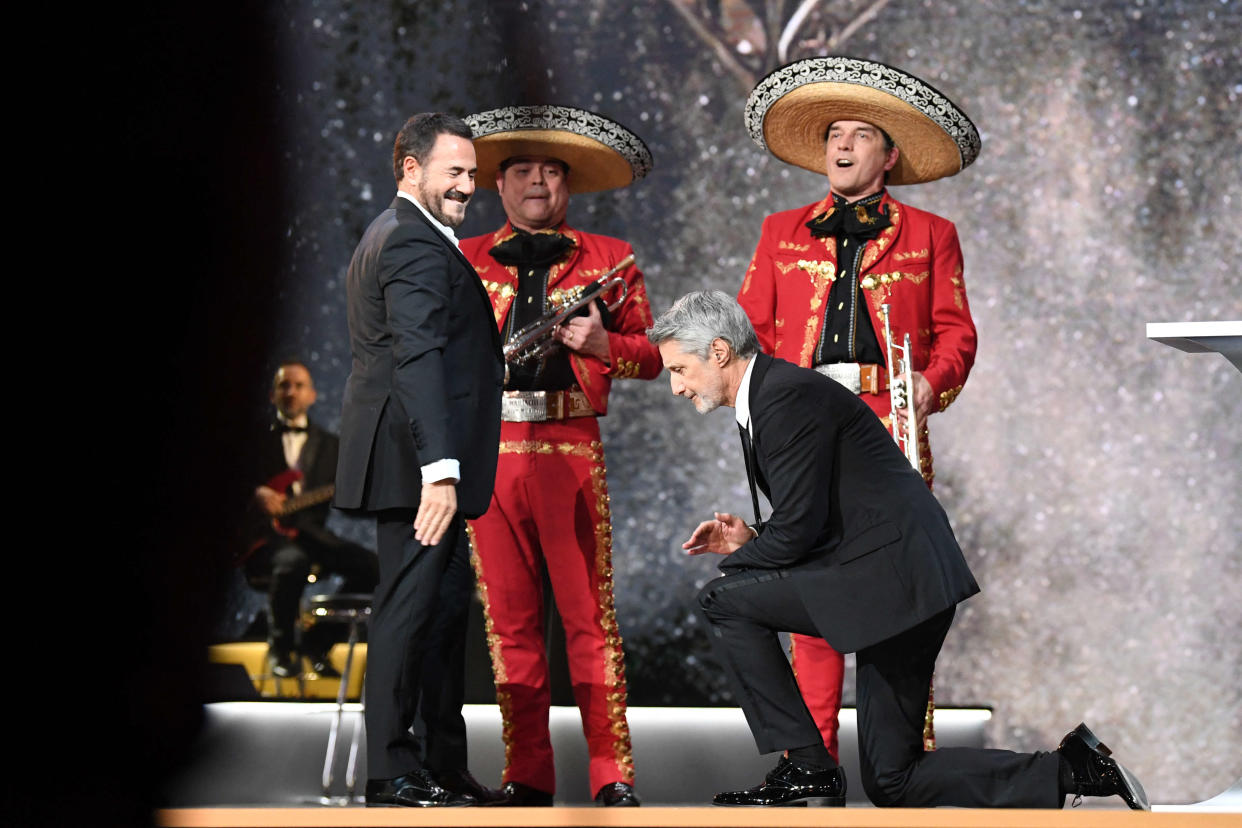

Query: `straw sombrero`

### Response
(466, 105, 653, 193)
(744, 57, 980, 185)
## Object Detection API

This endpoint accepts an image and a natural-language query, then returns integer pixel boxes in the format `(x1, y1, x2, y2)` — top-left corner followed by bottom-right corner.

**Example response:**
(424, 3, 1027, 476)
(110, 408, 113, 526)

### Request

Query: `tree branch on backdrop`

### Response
(664, 0, 892, 90)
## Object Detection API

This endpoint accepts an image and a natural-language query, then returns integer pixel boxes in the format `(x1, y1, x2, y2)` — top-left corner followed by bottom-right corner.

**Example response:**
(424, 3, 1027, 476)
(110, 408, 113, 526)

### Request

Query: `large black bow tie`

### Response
(279, 424, 307, 434)
(490, 229, 575, 268)
(806, 196, 892, 241)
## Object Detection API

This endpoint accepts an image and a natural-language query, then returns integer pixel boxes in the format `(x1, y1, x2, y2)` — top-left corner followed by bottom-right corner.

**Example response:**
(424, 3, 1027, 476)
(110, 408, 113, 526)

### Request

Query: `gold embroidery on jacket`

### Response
(741, 259, 757, 294)
(497, 440, 598, 457)
(466, 526, 516, 776)
(482, 279, 516, 325)
(586, 446, 635, 782)
(611, 358, 641, 379)
(796, 259, 836, 288)
(861, 202, 900, 271)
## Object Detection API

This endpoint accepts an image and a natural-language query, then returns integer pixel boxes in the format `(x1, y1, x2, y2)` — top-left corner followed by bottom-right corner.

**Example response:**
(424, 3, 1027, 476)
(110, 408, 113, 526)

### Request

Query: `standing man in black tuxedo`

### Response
(249, 360, 378, 678)
(647, 290, 1148, 811)
(335, 112, 505, 807)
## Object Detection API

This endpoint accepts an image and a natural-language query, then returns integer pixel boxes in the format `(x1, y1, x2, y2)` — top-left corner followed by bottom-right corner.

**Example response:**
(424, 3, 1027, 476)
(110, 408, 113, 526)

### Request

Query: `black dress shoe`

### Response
(1058, 722, 1150, 811)
(594, 782, 640, 806)
(433, 768, 505, 805)
(713, 757, 847, 807)
(497, 780, 554, 806)
(364, 769, 475, 807)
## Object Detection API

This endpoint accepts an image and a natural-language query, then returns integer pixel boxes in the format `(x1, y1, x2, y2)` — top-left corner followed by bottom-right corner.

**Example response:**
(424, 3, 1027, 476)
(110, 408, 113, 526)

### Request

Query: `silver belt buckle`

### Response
(814, 363, 862, 395)
(501, 390, 549, 422)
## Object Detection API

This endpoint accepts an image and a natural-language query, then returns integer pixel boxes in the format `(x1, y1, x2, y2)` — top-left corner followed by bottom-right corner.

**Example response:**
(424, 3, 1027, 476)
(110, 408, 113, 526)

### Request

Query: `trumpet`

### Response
(879, 303, 922, 475)
(503, 253, 634, 365)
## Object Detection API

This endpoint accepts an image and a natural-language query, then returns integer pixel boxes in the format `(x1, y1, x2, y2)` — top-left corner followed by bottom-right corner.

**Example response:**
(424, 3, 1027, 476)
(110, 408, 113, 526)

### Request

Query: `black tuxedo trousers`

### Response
(699, 573, 1061, 807)
(366, 509, 473, 779)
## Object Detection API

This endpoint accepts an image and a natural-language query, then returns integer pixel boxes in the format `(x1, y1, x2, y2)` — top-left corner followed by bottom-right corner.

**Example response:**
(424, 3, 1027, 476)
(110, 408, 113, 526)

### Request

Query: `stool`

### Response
(301, 592, 371, 803)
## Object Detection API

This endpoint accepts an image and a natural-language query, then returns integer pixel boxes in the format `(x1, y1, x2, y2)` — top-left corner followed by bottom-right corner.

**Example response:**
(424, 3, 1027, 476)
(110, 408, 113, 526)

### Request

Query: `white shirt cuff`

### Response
(420, 459, 460, 485)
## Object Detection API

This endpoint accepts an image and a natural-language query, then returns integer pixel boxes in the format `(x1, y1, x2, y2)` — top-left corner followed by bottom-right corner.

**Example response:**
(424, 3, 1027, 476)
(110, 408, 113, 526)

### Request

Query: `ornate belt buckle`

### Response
(814, 362, 862, 395)
(502, 391, 549, 422)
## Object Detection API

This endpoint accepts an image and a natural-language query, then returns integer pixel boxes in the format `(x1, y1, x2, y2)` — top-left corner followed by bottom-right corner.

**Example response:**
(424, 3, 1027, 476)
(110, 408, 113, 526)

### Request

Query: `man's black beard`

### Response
(419, 180, 470, 228)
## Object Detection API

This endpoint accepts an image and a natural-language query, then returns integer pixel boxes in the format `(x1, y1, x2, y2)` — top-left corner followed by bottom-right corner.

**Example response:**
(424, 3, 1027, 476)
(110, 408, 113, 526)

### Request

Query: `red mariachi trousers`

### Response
(790, 391, 936, 761)
(468, 416, 634, 796)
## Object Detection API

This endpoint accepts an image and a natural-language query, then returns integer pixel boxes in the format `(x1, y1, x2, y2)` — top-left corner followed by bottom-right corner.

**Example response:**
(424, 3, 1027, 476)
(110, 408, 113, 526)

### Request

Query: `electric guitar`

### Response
(236, 468, 335, 564)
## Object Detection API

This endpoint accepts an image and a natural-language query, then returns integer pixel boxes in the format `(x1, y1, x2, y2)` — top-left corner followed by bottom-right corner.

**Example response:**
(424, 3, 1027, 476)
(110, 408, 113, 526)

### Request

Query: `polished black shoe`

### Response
(1058, 722, 1149, 810)
(497, 780, 554, 806)
(433, 768, 505, 805)
(713, 757, 846, 807)
(594, 782, 640, 806)
(364, 769, 475, 807)
(267, 649, 300, 679)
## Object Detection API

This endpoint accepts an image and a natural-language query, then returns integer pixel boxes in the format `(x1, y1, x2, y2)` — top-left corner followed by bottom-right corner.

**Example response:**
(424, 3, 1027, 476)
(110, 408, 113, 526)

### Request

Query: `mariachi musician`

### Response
(459, 105, 662, 807)
(736, 57, 980, 761)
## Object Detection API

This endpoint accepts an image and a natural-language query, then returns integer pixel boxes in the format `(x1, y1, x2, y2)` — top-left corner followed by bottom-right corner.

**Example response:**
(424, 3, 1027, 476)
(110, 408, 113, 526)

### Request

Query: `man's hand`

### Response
(254, 485, 286, 517)
(683, 511, 756, 556)
(894, 371, 935, 425)
(555, 300, 610, 362)
(414, 479, 457, 546)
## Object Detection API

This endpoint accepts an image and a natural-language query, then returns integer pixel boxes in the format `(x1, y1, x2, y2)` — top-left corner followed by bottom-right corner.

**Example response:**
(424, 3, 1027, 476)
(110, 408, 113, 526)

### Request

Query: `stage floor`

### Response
(156, 805, 1240, 828)
(160, 702, 1240, 826)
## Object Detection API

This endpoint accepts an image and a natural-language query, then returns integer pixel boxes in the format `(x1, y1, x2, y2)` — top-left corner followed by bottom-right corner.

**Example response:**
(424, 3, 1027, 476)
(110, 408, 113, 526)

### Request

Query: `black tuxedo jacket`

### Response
(724, 353, 979, 653)
(335, 195, 504, 518)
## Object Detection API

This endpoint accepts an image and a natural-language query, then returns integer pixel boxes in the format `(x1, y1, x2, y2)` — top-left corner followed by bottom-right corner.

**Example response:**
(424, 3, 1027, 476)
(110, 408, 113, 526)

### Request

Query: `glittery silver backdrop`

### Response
(262, 0, 1241, 804)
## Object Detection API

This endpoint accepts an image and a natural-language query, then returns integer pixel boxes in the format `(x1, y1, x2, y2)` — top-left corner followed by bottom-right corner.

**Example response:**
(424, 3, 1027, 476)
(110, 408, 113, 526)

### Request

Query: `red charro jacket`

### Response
(738, 191, 976, 417)
(461, 222, 662, 415)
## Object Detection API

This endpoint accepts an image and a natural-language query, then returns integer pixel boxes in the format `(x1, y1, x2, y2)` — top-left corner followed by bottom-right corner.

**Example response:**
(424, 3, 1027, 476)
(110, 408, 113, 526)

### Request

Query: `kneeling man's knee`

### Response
(862, 768, 910, 808)
(696, 580, 719, 612)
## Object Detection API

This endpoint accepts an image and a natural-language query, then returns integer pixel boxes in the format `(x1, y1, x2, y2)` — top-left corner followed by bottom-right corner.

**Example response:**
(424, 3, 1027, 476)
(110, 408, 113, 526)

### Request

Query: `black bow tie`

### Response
(279, 424, 307, 434)
(490, 228, 575, 268)
(806, 194, 892, 241)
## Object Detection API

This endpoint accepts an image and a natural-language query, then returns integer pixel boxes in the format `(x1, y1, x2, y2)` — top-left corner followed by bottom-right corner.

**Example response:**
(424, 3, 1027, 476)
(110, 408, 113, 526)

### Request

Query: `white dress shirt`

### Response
(734, 355, 758, 435)
(276, 414, 308, 494)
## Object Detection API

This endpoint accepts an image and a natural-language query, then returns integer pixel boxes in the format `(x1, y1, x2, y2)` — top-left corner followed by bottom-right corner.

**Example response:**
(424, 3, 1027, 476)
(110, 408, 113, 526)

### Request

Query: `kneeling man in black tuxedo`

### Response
(647, 290, 1148, 811)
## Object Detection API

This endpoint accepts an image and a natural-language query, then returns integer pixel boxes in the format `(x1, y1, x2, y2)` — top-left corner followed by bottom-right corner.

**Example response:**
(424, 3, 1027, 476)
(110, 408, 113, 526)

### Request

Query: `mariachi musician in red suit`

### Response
(736, 57, 981, 763)
(459, 105, 661, 808)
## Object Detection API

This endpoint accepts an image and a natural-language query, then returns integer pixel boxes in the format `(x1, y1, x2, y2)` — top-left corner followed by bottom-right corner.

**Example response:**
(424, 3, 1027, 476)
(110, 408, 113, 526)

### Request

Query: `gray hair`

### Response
(647, 290, 760, 359)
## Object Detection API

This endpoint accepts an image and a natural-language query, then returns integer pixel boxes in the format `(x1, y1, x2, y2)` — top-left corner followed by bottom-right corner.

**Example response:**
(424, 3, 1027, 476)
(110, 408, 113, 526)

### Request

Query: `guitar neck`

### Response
(279, 484, 335, 517)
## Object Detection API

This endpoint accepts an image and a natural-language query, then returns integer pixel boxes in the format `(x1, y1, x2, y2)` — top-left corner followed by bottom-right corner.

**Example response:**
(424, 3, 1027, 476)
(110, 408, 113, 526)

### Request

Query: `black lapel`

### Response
(393, 195, 476, 272)
(299, 422, 322, 474)
(392, 195, 501, 354)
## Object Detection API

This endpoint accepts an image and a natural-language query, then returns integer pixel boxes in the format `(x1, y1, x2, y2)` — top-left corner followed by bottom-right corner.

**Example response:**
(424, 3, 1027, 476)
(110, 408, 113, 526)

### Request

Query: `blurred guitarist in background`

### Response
(248, 360, 378, 678)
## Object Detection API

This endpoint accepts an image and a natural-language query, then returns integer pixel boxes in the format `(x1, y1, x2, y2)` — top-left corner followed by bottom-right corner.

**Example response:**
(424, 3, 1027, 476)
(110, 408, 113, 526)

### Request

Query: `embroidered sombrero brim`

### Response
(745, 57, 980, 185)
(466, 105, 653, 194)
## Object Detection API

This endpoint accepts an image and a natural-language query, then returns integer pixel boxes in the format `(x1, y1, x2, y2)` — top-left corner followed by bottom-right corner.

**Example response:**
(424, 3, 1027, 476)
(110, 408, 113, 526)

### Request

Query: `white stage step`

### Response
(165, 703, 990, 806)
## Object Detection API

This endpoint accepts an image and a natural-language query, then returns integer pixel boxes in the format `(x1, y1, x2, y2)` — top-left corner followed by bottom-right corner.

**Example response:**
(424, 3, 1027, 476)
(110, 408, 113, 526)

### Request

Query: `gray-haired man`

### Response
(649, 290, 1146, 811)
